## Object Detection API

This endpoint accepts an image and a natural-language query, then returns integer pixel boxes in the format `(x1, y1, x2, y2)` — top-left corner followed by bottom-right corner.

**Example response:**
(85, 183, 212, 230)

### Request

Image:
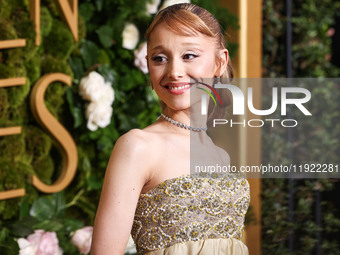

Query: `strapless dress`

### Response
(131, 172, 250, 255)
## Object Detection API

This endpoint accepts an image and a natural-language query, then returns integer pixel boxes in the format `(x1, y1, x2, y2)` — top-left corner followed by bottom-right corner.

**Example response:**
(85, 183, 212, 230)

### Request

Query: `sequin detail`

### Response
(132, 173, 250, 254)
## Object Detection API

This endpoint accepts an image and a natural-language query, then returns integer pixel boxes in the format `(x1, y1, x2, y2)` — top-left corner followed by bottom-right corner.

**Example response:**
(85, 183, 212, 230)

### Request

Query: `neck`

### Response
(163, 105, 207, 128)
(162, 107, 210, 144)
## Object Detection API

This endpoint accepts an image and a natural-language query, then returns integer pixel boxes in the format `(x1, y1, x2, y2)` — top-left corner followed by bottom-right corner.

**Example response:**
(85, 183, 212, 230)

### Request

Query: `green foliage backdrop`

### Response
(0, 0, 238, 253)
(262, 0, 340, 254)
(3, 0, 339, 254)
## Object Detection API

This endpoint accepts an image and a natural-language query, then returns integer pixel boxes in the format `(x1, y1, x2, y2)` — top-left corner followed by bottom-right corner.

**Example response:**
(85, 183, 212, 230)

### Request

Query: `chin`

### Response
(165, 102, 191, 112)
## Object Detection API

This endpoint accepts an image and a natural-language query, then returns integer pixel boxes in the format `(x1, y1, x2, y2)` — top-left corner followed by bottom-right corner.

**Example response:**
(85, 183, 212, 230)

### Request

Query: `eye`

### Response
(183, 53, 199, 60)
(151, 56, 167, 63)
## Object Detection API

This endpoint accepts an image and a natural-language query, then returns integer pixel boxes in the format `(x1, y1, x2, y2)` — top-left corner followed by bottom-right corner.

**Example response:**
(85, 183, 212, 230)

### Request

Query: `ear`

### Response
(215, 49, 229, 77)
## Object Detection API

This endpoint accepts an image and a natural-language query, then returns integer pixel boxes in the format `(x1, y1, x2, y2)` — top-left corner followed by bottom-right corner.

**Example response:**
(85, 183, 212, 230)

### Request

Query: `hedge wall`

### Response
(262, 0, 340, 254)
(0, 0, 238, 254)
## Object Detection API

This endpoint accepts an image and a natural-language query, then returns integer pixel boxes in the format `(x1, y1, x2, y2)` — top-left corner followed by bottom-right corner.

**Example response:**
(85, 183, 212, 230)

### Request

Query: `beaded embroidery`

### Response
(131, 173, 250, 254)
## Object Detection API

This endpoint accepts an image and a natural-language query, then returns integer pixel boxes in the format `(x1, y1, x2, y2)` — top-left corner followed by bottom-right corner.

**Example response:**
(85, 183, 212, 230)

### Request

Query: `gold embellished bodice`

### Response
(131, 173, 250, 254)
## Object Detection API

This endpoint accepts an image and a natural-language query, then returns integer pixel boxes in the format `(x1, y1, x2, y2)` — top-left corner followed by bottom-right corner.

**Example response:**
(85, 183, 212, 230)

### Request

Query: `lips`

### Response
(163, 82, 192, 95)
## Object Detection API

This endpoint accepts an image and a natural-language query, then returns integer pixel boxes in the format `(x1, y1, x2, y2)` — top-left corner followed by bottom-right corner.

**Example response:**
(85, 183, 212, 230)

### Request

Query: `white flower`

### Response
(86, 102, 113, 131)
(79, 71, 115, 105)
(79, 71, 106, 102)
(79, 71, 115, 131)
(122, 23, 139, 50)
(17, 230, 63, 255)
(146, 0, 161, 14)
(71, 226, 93, 254)
(18, 238, 38, 255)
(134, 42, 148, 74)
(159, 0, 190, 10)
(89, 81, 115, 106)
(125, 235, 137, 254)
(100, 82, 115, 105)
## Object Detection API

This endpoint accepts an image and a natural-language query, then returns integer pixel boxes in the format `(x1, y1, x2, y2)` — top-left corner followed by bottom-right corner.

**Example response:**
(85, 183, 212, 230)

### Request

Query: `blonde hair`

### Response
(146, 3, 232, 125)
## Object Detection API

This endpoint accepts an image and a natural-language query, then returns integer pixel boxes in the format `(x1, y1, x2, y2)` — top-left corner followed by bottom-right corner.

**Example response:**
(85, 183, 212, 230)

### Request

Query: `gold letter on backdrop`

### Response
(0, 40, 27, 200)
(0, 40, 27, 91)
(30, 73, 78, 193)
(30, 0, 78, 45)
(30, 0, 41, 45)
(54, 0, 78, 42)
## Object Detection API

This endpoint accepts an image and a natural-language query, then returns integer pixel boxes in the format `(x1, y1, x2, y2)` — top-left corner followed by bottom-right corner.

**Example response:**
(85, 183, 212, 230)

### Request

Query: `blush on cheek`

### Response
(149, 70, 167, 88)
(193, 63, 216, 78)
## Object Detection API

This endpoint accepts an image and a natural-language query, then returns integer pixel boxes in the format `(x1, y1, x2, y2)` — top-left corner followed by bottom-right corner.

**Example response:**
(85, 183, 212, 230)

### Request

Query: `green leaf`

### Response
(7, 217, 37, 237)
(68, 57, 85, 80)
(118, 113, 133, 130)
(19, 201, 30, 220)
(0, 227, 9, 242)
(79, 3, 95, 23)
(88, 129, 102, 140)
(87, 175, 103, 190)
(95, 0, 105, 11)
(33, 220, 64, 232)
(80, 154, 92, 172)
(80, 40, 100, 69)
(65, 87, 84, 128)
(29, 197, 55, 220)
(98, 64, 117, 84)
(96, 25, 113, 48)
(63, 218, 84, 233)
(0, 237, 19, 255)
(72, 107, 84, 129)
(53, 192, 66, 215)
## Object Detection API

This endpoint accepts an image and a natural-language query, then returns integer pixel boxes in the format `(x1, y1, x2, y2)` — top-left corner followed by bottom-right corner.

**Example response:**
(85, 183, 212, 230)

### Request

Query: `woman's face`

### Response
(147, 22, 223, 112)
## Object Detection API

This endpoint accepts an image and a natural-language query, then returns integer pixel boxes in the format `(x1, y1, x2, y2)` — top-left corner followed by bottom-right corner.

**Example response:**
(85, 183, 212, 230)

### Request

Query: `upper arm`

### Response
(91, 129, 151, 255)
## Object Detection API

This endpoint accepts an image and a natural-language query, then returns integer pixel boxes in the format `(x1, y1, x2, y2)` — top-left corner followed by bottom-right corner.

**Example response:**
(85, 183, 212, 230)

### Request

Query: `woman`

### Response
(91, 3, 250, 255)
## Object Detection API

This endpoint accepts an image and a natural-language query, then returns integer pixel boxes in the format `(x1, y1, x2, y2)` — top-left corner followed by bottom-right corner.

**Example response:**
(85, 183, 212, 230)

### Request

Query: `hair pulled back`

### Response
(146, 3, 232, 123)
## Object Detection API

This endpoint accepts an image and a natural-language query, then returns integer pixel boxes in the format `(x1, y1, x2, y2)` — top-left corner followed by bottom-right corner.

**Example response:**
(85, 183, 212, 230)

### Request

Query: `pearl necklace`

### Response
(161, 113, 207, 132)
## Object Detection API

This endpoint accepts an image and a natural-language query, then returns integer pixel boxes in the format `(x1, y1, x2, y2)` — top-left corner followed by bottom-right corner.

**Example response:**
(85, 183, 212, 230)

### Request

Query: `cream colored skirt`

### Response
(146, 238, 248, 255)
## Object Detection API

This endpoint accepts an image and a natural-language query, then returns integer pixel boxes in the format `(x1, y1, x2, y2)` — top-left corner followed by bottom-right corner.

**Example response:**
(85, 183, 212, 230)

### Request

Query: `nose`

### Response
(167, 58, 184, 80)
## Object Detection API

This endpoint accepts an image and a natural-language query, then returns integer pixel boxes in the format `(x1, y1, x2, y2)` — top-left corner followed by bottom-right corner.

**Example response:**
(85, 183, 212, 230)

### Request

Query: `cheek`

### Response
(192, 58, 217, 77)
(148, 66, 163, 83)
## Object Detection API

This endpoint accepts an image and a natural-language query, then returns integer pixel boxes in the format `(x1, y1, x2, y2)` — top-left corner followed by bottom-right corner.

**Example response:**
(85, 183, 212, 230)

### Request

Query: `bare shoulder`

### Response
(114, 128, 161, 156)
(116, 128, 152, 149)
(111, 128, 159, 180)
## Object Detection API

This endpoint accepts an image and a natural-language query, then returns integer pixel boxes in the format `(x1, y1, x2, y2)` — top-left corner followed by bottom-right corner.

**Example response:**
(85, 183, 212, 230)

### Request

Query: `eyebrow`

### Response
(150, 42, 202, 51)
(150, 45, 164, 51)
(182, 42, 201, 47)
